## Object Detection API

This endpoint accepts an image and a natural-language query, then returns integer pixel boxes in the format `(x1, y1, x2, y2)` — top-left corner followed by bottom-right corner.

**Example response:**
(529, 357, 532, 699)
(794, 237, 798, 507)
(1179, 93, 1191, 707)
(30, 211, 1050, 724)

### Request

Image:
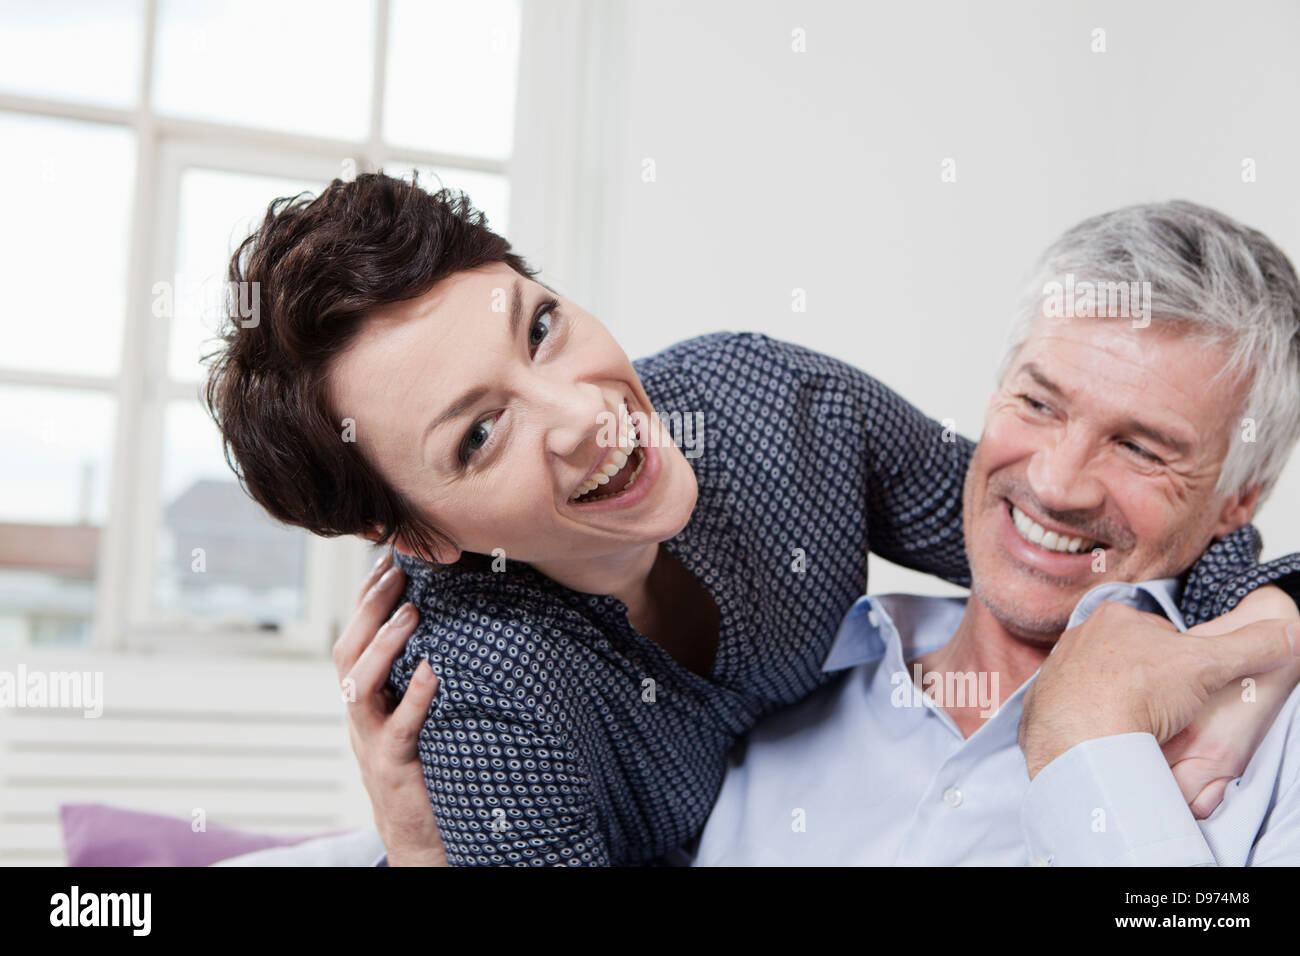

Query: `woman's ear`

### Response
(360, 526, 461, 565)
(392, 531, 462, 566)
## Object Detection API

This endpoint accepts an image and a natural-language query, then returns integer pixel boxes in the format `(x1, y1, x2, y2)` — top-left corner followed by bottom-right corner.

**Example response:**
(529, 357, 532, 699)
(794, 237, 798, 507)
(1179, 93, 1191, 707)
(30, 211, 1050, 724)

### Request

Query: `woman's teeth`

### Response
(1010, 503, 1095, 554)
(569, 419, 643, 502)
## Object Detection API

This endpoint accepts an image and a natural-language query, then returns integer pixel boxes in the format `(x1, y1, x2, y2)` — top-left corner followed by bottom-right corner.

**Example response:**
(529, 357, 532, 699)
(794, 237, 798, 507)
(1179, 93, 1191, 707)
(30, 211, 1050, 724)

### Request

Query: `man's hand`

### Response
(333, 551, 448, 867)
(1019, 601, 1300, 779)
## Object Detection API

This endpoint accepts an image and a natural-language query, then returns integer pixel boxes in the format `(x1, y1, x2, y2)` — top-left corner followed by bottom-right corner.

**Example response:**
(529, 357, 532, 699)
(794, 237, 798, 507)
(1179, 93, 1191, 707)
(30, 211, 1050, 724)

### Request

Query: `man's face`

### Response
(963, 313, 1255, 641)
(328, 262, 698, 565)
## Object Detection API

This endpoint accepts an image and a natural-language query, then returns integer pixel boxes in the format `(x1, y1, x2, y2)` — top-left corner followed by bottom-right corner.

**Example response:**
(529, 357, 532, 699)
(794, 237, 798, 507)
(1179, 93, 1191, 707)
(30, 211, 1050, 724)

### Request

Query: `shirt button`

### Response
(942, 787, 962, 808)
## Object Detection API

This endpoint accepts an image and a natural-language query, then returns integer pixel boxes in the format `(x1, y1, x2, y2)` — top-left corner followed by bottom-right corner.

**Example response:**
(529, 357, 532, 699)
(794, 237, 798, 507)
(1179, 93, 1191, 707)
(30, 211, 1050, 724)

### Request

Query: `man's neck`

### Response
(912, 597, 1056, 738)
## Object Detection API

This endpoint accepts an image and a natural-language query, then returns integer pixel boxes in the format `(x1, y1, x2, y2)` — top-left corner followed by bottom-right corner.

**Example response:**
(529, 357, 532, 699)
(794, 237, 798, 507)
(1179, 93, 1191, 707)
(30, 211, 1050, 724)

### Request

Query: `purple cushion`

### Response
(60, 803, 331, 867)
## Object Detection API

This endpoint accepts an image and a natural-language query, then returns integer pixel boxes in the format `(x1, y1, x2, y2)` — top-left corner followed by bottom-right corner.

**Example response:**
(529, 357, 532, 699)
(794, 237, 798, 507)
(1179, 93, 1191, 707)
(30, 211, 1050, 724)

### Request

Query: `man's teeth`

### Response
(569, 419, 643, 501)
(1010, 504, 1093, 554)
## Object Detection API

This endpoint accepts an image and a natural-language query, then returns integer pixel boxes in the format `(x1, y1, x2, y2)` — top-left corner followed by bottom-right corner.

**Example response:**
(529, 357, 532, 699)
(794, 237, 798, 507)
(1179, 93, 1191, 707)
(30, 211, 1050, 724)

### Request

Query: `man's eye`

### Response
(528, 307, 554, 354)
(461, 417, 495, 461)
(1120, 440, 1162, 464)
(1019, 394, 1050, 414)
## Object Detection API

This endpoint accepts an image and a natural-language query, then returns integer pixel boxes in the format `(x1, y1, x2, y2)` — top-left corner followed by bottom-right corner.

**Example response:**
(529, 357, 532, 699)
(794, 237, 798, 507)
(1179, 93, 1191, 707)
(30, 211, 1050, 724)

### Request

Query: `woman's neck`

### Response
(532, 541, 721, 677)
(531, 542, 661, 624)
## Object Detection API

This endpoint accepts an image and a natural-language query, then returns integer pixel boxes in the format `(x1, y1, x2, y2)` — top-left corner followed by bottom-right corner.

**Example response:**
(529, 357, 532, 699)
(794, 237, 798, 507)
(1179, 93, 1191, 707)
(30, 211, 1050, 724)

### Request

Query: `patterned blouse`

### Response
(388, 332, 1300, 866)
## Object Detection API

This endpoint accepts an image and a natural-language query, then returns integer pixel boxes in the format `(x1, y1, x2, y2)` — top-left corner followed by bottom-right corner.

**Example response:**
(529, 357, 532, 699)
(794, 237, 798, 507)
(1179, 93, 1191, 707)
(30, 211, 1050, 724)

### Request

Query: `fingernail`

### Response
(414, 659, 435, 683)
(392, 602, 415, 627)
(1288, 623, 1300, 657)
(378, 565, 402, 589)
(372, 550, 393, 574)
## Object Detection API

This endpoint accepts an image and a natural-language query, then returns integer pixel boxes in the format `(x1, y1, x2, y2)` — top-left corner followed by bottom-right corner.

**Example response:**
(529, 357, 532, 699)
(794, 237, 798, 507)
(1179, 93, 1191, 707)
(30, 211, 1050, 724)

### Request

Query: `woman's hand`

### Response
(333, 550, 449, 866)
(1164, 585, 1300, 819)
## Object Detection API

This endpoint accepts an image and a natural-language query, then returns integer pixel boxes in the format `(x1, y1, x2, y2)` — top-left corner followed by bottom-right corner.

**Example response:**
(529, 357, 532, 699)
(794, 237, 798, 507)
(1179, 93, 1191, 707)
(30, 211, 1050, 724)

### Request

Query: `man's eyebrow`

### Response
(1017, 362, 1065, 399)
(1120, 418, 1193, 457)
(1016, 362, 1192, 456)
(420, 280, 528, 449)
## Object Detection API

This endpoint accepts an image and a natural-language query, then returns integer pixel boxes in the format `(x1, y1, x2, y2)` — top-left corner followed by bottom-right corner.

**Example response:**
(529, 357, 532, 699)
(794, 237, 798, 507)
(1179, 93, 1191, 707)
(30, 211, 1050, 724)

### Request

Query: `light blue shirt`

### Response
(693, 580, 1300, 866)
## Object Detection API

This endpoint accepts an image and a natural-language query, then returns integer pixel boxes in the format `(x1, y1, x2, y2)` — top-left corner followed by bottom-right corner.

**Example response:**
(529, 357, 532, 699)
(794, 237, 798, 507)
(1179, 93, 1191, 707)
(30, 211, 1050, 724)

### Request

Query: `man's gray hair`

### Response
(1001, 200, 1300, 504)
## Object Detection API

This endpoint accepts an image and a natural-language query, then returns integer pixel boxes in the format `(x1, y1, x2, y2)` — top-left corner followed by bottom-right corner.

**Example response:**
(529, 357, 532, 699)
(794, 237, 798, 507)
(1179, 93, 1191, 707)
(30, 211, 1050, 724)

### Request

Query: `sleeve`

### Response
(1246, 773, 1300, 865)
(1178, 523, 1300, 627)
(751, 334, 974, 588)
(388, 617, 610, 868)
(1022, 731, 1300, 866)
(1021, 733, 1216, 866)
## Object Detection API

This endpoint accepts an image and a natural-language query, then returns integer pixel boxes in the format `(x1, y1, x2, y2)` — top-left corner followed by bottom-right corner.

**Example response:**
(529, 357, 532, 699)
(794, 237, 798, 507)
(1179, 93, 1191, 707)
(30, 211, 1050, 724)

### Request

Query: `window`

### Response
(0, 0, 522, 652)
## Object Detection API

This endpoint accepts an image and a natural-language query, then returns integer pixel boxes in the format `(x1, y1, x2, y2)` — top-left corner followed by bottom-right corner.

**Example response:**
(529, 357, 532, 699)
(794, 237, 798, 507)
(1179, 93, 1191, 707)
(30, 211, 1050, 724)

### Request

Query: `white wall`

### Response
(514, 0, 1300, 596)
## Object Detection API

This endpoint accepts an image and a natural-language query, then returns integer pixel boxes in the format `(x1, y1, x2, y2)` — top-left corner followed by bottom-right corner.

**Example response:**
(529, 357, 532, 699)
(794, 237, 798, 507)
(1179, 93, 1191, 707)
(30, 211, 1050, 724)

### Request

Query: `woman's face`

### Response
(328, 262, 698, 566)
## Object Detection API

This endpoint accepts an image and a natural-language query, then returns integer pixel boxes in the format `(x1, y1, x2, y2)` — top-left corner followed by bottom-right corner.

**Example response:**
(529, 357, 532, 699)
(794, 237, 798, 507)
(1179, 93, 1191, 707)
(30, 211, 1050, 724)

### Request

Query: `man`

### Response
(693, 200, 1300, 865)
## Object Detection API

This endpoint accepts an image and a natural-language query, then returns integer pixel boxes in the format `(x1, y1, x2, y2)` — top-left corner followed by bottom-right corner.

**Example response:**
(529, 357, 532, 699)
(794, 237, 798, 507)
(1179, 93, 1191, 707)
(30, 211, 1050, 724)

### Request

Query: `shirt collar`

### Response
(822, 577, 1185, 673)
(822, 593, 966, 672)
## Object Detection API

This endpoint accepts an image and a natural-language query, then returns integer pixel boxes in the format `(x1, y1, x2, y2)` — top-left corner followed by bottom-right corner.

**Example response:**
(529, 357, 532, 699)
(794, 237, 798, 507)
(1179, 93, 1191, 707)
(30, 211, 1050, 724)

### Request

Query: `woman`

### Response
(206, 173, 1300, 865)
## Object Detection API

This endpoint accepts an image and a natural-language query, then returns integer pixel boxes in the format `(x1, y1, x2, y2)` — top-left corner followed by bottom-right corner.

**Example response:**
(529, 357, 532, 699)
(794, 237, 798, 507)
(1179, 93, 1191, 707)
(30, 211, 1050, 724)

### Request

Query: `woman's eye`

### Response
(528, 308, 553, 354)
(462, 417, 494, 460)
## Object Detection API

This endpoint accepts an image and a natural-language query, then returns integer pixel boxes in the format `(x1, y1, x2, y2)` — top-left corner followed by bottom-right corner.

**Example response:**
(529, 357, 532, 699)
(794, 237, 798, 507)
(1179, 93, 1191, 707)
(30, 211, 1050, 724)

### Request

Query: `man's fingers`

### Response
(333, 562, 407, 677)
(385, 661, 439, 757)
(1200, 620, 1300, 688)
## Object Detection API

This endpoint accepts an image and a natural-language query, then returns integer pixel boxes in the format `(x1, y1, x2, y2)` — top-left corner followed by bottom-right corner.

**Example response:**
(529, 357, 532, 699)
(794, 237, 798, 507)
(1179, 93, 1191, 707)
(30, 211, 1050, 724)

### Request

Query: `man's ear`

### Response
(1211, 483, 1262, 539)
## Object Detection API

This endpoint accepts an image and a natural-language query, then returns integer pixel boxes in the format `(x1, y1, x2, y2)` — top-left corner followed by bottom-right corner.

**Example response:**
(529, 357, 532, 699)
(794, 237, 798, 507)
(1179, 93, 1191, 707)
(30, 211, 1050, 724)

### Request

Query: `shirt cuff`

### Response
(1021, 732, 1215, 866)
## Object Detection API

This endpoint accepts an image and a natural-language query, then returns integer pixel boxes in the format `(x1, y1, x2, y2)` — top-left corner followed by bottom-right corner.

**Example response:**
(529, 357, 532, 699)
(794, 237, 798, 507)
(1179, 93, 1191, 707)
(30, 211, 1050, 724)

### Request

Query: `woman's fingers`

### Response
(355, 549, 393, 605)
(1188, 778, 1232, 820)
(333, 560, 406, 678)
(385, 661, 439, 759)
(348, 600, 419, 703)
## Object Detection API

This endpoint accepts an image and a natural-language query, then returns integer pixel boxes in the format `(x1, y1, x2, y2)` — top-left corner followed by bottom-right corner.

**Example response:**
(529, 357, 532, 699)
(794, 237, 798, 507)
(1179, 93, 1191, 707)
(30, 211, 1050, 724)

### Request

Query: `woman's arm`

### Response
(742, 334, 974, 586)
(337, 553, 610, 866)
(387, 607, 611, 866)
(1165, 583, 1300, 818)
(333, 552, 447, 866)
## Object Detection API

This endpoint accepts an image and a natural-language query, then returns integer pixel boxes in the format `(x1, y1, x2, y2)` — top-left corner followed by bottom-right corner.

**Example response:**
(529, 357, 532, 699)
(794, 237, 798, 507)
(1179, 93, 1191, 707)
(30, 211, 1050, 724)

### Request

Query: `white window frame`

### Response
(0, 0, 608, 656)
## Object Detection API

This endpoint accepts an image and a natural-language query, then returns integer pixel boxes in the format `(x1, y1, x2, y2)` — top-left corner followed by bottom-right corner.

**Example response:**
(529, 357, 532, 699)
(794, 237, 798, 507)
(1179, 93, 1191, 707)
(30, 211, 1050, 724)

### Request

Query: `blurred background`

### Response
(1, 0, 1297, 863)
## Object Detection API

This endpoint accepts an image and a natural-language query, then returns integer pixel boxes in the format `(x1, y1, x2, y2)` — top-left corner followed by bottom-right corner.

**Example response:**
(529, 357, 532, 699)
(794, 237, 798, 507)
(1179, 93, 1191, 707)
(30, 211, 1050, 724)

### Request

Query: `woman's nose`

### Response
(537, 381, 609, 459)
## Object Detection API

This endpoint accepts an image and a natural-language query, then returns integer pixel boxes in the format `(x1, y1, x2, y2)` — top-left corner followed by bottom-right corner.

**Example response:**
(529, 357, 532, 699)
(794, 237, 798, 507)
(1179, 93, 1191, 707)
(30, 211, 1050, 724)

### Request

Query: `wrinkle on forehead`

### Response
(1016, 317, 1241, 462)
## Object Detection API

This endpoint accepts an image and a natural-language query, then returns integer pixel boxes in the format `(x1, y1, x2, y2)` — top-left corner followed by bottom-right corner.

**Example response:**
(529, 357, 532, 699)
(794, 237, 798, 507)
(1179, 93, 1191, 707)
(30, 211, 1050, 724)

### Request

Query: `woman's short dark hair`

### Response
(203, 171, 537, 562)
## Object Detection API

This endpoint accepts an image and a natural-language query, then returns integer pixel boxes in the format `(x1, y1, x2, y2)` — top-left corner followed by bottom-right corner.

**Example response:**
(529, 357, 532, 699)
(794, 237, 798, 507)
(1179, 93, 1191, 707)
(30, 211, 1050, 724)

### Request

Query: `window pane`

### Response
(154, 402, 307, 627)
(0, 386, 116, 648)
(153, 0, 375, 140)
(0, 0, 143, 108)
(169, 168, 322, 382)
(0, 113, 134, 376)
(384, 0, 520, 159)
(392, 163, 510, 236)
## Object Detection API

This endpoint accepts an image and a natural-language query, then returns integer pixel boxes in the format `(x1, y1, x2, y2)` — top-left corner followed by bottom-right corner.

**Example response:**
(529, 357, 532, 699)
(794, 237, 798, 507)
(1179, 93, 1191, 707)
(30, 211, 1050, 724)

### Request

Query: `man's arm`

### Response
(1017, 602, 1300, 865)
(1022, 716, 1300, 866)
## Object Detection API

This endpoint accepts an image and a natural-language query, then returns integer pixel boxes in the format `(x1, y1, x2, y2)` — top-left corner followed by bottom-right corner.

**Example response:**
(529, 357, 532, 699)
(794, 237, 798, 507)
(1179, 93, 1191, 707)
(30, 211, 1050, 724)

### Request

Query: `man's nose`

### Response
(536, 380, 609, 460)
(1026, 431, 1105, 514)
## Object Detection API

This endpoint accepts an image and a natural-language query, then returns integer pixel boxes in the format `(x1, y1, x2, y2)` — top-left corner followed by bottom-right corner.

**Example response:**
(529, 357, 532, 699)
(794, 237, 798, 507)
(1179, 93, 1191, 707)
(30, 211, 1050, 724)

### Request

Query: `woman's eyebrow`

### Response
(419, 281, 530, 452)
(428, 386, 489, 437)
